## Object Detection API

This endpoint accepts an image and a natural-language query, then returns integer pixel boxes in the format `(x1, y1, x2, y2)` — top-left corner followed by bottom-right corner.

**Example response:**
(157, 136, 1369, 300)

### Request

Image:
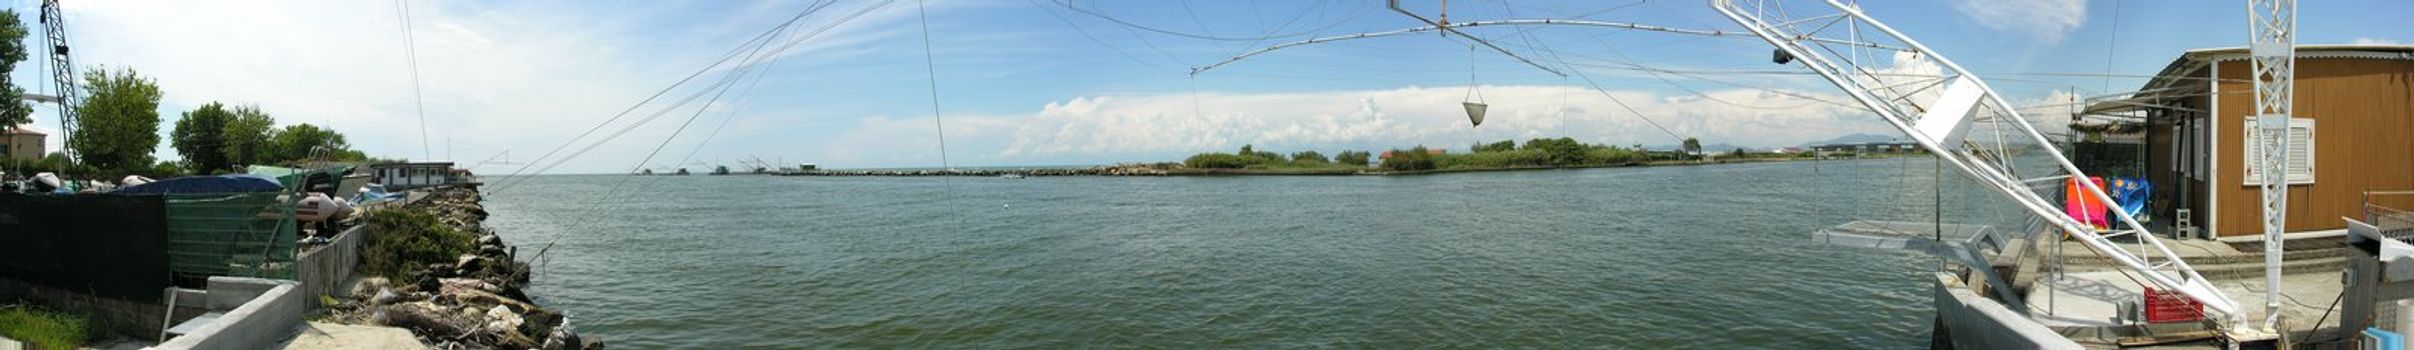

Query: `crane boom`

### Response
(38, 0, 79, 161)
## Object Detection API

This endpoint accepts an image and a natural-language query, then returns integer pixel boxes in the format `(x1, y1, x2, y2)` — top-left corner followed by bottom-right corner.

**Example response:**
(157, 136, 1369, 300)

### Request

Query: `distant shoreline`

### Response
(728, 154, 1911, 177)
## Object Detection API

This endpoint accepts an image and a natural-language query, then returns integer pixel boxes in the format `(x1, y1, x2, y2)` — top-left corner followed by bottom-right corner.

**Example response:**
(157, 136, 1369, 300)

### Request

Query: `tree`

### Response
(1290, 150, 1328, 163)
(1472, 140, 1517, 153)
(1521, 137, 1586, 166)
(1382, 146, 1437, 171)
(1335, 151, 1371, 166)
(172, 102, 235, 173)
(72, 67, 163, 173)
(0, 10, 31, 131)
(221, 105, 275, 166)
(266, 123, 351, 163)
(1681, 137, 1702, 155)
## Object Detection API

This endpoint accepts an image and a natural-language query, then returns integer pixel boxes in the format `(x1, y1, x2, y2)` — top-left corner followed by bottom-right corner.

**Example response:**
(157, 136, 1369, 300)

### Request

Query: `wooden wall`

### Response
(2211, 57, 2414, 235)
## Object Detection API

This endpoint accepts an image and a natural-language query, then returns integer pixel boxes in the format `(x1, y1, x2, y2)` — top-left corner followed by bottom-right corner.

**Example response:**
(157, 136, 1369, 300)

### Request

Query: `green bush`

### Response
(1183, 153, 1254, 169)
(0, 307, 87, 350)
(1334, 151, 1371, 166)
(1289, 151, 1328, 163)
(1381, 146, 1437, 171)
(363, 209, 476, 281)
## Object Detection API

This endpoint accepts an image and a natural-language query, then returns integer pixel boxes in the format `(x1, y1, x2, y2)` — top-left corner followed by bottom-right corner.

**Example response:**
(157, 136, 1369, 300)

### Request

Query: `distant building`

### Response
(1771, 147, 1805, 154)
(370, 161, 468, 190)
(2, 127, 43, 161)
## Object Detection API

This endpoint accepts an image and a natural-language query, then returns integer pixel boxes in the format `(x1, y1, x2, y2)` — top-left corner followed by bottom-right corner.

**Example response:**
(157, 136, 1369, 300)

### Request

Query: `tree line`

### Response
(0, 9, 373, 178)
(1178, 137, 1713, 172)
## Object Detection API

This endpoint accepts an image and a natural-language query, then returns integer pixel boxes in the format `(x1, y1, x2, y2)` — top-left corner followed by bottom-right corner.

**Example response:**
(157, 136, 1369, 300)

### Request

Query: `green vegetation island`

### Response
(1173, 137, 1823, 176)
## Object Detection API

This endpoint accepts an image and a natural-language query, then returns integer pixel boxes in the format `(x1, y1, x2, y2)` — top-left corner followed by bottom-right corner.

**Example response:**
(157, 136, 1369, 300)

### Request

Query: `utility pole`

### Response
(2246, 0, 2296, 333)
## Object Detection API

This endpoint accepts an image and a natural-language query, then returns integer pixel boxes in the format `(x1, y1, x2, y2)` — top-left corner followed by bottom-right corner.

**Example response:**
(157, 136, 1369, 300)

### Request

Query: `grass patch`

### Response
(363, 209, 477, 281)
(0, 307, 87, 350)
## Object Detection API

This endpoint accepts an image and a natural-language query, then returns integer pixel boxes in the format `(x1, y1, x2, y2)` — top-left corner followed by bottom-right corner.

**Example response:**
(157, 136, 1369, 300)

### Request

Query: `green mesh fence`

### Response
(164, 192, 298, 280)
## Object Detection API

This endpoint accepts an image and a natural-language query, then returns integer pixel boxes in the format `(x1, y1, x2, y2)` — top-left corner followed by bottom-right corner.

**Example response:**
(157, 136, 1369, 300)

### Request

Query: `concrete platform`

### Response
(277, 322, 430, 350)
(2026, 268, 2345, 346)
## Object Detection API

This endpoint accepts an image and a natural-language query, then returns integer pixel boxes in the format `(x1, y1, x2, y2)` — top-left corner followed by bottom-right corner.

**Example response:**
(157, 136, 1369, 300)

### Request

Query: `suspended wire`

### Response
(1048, 0, 1347, 42)
(532, 0, 884, 269)
(918, 0, 951, 171)
(486, 1, 839, 191)
(2101, 0, 2124, 94)
(1026, 0, 1184, 74)
(393, 0, 432, 160)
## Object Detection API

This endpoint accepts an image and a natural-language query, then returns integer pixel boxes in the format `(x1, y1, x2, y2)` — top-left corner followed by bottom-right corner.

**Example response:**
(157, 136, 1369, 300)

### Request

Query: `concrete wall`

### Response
(295, 225, 367, 302)
(1933, 273, 2083, 350)
(151, 277, 304, 350)
(1, 132, 41, 160)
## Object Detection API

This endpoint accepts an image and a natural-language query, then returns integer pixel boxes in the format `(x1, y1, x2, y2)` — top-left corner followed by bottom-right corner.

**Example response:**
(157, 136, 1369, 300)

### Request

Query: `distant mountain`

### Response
(1805, 133, 1904, 146)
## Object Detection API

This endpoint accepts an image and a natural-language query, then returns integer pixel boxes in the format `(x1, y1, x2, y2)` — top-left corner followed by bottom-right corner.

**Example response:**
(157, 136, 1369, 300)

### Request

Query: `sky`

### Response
(4, 0, 2409, 173)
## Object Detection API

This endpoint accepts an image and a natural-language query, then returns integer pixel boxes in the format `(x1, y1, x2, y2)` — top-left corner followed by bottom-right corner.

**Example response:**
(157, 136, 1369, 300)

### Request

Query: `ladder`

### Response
(1709, 0, 2245, 327)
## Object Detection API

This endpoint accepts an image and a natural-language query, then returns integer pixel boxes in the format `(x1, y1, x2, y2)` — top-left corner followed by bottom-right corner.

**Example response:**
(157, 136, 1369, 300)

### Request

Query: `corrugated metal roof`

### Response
(2088, 44, 2414, 115)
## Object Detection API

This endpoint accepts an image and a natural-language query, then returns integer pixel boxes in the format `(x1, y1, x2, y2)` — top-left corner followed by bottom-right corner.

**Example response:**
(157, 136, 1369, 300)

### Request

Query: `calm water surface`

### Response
(484, 158, 2026, 348)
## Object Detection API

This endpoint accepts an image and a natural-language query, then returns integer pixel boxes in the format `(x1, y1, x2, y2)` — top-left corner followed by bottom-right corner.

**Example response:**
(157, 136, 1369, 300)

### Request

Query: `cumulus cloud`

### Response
(1950, 0, 2088, 44)
(812, 85, 1898, 167)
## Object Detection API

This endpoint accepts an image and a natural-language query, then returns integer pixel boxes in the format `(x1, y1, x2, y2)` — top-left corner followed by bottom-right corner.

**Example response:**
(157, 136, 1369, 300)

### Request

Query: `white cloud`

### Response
(13, 1, 931, 172)
(812, 85, 1897, 167)
(1950, 0, 2088, 44)
(2354, 37, 2405, 45)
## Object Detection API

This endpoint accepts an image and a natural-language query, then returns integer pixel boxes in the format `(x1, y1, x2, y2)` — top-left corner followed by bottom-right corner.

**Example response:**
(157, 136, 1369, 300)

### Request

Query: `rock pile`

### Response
(329, 185, 601, 350)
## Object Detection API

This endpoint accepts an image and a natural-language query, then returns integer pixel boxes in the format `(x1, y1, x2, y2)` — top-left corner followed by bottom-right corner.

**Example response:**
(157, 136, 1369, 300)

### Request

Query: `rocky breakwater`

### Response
(328, 186, 601, 350)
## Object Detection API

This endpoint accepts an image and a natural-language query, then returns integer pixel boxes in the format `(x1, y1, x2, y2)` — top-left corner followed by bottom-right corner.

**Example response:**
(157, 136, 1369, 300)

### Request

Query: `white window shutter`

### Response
(2243, 117, 2314, 185)
(2288, 119, 2314, 183)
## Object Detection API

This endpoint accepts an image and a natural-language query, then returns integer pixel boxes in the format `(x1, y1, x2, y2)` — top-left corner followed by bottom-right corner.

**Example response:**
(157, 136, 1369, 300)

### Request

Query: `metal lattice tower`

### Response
(39, 0, 80, 161)
(1709, 0, 2250, 330)
(2246, 0, 2295, 332)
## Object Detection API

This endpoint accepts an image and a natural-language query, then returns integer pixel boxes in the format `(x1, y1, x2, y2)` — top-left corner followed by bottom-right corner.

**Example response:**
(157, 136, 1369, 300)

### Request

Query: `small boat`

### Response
(999, 173, 1026, 179)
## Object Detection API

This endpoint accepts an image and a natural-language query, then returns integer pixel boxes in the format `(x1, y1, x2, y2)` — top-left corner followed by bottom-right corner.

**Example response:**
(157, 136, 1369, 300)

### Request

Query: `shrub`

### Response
(0, 307, 87, 350)
(1289, 151, 1328, 163)
(1183, 153, 1254, 169)
(1381, 146, 1437, 171)
(1334, 151, 1371, 166)
(363, 209, 476, 281)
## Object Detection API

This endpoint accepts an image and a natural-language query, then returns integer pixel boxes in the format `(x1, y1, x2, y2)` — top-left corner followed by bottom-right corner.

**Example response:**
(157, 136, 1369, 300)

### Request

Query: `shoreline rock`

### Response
(329, 185, 601, 350)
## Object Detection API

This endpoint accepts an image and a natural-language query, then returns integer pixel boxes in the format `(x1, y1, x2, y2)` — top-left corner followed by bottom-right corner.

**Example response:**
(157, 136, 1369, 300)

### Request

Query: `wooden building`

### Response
(2087, 44, 2414, 238)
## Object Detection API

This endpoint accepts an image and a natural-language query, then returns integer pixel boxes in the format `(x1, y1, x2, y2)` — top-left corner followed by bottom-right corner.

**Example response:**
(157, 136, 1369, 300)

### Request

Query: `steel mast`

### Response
(2245, 0, 2296, 333)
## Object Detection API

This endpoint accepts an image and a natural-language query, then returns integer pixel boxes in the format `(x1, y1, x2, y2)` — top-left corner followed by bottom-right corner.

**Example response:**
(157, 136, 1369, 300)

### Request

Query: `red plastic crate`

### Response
(2142, 287, 2205, 323)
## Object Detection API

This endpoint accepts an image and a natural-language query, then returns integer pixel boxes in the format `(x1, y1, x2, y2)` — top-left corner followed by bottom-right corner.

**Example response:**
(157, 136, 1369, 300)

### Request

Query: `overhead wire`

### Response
(392, 0, 432, 160)
(486, 1, 838, 191)
(525, 0, 894, 270)
(1048, 0, 1346, 42)
(917, 0, 952, 172)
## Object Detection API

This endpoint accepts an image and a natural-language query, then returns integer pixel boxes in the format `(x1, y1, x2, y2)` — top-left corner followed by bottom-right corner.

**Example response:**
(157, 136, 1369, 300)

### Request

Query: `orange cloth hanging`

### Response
(2065, 177, 2109, 231)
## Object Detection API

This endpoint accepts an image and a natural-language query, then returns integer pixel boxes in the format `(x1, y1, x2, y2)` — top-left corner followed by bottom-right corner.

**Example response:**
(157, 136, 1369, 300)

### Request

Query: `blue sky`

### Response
(7, 0, 2409, 173)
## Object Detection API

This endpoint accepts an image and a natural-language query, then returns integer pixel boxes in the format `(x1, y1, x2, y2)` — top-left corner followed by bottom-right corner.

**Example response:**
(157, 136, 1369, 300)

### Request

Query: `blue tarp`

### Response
(115, 174, 286, 194)
(2107, 177, 2151, 219)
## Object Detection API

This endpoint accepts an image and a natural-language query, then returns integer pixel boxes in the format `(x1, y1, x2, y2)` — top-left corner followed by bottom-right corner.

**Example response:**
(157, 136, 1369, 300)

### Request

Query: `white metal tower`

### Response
(1708, 0, 2251, 331)
(2245, 0, 2296, 332)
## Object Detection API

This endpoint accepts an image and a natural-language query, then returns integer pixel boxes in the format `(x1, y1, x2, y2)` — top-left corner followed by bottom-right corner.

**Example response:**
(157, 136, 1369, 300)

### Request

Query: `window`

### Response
(2242, 116, 2313, 185)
